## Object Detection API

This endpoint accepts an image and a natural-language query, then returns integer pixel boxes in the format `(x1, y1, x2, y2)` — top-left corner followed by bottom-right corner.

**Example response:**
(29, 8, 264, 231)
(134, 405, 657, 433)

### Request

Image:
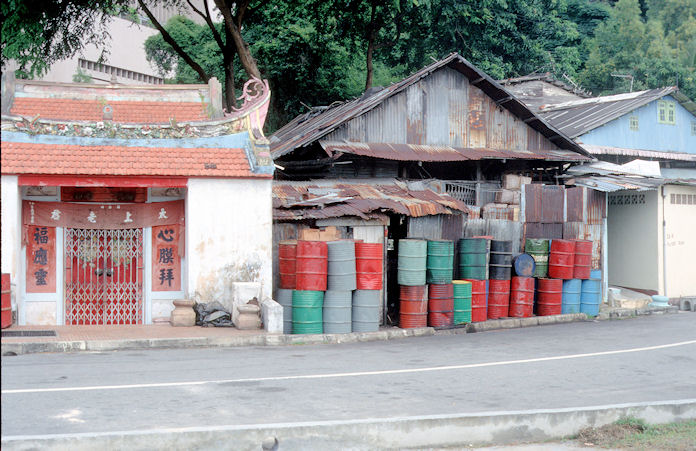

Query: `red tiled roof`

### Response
(10, 98, 209, 123)
(1, 141, 271, 178)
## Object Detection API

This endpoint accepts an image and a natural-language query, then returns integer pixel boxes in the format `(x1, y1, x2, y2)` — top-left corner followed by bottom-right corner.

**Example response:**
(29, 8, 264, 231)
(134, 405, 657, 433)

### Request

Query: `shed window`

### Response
(658, 100, 676, 125)
(629, 116, 639, 131)
(692, 121, 696, 135)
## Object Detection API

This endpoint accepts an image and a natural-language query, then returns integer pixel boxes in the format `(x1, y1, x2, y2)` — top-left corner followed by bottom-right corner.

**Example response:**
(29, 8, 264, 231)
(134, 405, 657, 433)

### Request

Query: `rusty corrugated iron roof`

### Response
(270, 53, 589, 159)
(538, 87, 688, 138)
(273, 179, 469, 220)
(321, 141, 589, 162)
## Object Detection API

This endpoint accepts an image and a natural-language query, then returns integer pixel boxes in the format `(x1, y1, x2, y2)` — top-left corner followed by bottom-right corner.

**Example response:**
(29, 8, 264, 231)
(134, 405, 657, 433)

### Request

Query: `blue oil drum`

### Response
(580, 269, 602, 316)
(562, 279, 582, 314)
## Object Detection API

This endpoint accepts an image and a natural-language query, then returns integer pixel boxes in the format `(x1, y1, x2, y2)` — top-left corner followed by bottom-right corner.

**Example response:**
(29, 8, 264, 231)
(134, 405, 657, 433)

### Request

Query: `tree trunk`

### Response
(223, 27, 236, 110)
(364, 0, 378, 91)
(214, 0, 262, 80)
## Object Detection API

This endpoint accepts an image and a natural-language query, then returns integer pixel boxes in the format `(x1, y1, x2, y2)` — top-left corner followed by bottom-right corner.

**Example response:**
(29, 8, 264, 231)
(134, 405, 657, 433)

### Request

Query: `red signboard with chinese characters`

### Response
(152, 225, 181, 291)
(26, 226, 56, 293)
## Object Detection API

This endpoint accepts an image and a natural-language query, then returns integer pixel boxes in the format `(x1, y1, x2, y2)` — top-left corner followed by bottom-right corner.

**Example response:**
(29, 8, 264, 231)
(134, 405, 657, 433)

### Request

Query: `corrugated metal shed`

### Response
(538, 87, 682, 138)
(270, 53, 589, 159)
(581, 144, 696, 162)
(274, 179, 469, 220)
(320, 141, 588, 162)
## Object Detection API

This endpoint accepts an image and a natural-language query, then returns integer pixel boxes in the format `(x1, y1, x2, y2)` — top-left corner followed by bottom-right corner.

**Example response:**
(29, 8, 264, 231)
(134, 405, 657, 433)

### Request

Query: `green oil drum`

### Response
(458, 238, 489, 280)
(398, 239, 427, 286)
(452, 280, 472, 324)
(426, 240, 454, 284)
(292, 290, 324, 334)
(525, 238, 550, 278)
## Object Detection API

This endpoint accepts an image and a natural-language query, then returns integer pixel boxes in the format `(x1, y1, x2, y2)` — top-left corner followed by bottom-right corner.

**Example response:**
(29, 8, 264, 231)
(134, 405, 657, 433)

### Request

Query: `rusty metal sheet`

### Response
(273, 180, 469, 220)
(321, 141, 588, 162)
(524, 222, 563, 240)
(587, 188, 606, 224)
(566, 186, 584, 222)
(541, 185, 565, 223)
(525, 184, 543, 222)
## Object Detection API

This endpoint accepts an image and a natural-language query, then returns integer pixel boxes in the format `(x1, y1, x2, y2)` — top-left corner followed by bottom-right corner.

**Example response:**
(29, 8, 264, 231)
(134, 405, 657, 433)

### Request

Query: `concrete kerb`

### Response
(3, 399, 695, 451)
(0, 305, 678, 356)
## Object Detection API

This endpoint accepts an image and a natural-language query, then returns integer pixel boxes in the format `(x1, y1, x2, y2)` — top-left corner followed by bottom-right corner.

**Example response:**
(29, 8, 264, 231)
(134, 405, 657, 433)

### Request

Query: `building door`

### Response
(64, 228, 144, 325)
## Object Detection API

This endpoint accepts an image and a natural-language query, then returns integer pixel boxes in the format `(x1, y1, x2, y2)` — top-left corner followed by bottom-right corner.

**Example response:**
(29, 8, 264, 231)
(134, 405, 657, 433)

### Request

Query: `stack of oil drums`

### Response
(452, 280, 472, 324)
(398, 239, 428, 328)
(488, 240, 512, 319)
(426, 240, 455, 327)
(459, 237, 489, 322)
(580, 269, 602, 315)
(278, 238, 385, 335)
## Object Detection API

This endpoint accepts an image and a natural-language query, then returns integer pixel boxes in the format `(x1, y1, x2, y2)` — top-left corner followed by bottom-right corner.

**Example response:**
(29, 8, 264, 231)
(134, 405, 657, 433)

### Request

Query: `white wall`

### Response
(661, 185, 696, 297)
(186, 178, 273, 303)
(608, 190, 660, 292)
(1, 176, 21, 314)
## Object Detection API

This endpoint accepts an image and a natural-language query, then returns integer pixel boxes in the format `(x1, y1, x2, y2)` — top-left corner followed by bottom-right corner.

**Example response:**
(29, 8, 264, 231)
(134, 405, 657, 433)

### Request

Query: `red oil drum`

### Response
(465, 279, 487, 322)
(1, 273, 11, 329)
(295, 241, 328, 291)
(488, 279, 510, 319)
(537, 278, 563, 316)
(548, 239, 575, 279)
(428, 283, 453, 327)
(573, 240, 592, 280)
(509, 276, 534, 317)
(399, 285, 428, 328)
(278, 240, 297, 289)
(355, 242, 383, 290)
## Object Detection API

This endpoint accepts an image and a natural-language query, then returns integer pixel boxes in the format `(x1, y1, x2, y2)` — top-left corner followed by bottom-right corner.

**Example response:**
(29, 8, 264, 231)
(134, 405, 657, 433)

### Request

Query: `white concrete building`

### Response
(1, 76, 275, 326)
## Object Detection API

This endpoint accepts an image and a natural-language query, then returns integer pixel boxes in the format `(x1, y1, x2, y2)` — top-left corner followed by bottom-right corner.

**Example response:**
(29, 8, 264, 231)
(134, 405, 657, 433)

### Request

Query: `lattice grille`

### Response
(64, 228, 143, 325)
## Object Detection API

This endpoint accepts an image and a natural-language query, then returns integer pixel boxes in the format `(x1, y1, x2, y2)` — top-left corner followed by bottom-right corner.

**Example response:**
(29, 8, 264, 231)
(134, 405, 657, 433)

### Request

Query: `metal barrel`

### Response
(295, 241, 328, 291)
(399, 285, 428, 328)
(355, 242, 383, 290)
(458, 238, 489, 280)
(327, 240, 357, 291)
(278, 240, 297, 289)
(525, 238, 549, 278)
(397, 239, 427, 286)
(513, 253, 536, 278)
(323, 290, 352, 334)
(292, 290, 324, 334)
(276, 288, 293, 334)
(465, 279, 487, 322)
(537, 278, 563, 316)
(509, 276, 534, 318)
(580, 269, 602, 316)
(428, 283, 454, 327)
(561, 279, 582, 314)
(548, 239, 575, 280)
(426, 240, 454, 284)
(352, 290, 380, 332)
(1, 273, 11, 329)
(487, 279, 510, 319)
(489, 240, 512, 280)
(572, 240, 592, 280)
(452, 280, 472, 324)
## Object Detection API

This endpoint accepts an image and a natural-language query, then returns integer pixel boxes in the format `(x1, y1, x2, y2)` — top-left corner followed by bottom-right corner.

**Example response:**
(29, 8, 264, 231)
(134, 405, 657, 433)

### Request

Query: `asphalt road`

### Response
(2, 313, 695, 437)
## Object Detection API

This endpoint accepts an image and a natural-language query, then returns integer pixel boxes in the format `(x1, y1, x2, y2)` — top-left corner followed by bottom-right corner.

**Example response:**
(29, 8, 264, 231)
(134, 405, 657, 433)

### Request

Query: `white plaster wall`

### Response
(661, 185, 696, 297)
(186, 178, 273, 304)
(607, 190, 660, 292)
(1, 176, 21, 313)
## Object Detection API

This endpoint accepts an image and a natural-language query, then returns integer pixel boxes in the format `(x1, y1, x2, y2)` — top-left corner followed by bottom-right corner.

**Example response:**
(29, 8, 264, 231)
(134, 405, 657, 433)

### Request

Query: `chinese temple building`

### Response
(1, 74, 274, 325)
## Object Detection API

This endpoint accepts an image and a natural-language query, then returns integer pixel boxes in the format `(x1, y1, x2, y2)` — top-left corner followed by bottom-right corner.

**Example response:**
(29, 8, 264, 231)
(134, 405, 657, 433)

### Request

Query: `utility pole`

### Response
(610, 73, 634, 92)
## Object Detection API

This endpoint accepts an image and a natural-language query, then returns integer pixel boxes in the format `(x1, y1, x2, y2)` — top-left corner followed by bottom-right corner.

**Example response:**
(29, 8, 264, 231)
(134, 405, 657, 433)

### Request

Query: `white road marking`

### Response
(3, 339, 695, 394)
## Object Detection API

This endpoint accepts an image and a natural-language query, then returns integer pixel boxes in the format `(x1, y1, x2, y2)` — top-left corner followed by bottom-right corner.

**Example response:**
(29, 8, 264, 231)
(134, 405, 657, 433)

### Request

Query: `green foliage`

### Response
(1, 0, 128, 78)
(72, 68, 93, 83)
(580, 0, 696, 99)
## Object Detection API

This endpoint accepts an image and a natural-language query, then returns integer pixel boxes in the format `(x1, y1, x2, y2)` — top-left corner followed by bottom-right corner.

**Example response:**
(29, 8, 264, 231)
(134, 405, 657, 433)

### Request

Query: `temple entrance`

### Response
(64, 228, 143, 325)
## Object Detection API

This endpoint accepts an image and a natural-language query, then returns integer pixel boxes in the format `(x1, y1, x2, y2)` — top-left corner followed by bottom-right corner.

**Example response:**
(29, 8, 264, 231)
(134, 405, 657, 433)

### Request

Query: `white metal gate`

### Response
(64, 228, 143, 325)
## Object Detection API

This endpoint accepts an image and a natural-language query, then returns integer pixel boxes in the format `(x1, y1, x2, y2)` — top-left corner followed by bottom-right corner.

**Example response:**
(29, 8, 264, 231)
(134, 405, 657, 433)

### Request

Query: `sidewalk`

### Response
(1, 305, 680, 356)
